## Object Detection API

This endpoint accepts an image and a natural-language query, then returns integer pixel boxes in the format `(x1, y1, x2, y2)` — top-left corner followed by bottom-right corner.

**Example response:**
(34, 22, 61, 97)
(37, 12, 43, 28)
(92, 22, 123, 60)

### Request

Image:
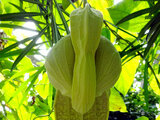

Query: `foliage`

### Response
(124, 87, 160, 120)
(0, 0, 159, 119)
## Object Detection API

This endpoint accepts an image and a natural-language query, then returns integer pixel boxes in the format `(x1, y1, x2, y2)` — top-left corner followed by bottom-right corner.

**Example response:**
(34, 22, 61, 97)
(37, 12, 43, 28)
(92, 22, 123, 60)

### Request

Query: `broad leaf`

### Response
(156, 115, 160, 120)
(149, 74, 160, 95)
(109, 87, 127, 112)
(115, 56, 140, 96)
(136, 116, 149, 120)
(87, 0, 113, 20)
(35, 73, 49, 99)
(108, 0, 149, 32)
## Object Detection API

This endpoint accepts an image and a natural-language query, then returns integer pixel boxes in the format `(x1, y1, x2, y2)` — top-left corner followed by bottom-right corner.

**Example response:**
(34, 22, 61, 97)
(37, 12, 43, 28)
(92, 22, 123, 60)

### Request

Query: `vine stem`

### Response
(83, 0, 87, 8)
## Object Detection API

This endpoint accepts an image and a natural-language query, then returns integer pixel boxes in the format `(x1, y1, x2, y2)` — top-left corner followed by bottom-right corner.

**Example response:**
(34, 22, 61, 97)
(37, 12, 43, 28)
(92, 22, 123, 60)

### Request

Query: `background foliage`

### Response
(0, 0, 160, 120)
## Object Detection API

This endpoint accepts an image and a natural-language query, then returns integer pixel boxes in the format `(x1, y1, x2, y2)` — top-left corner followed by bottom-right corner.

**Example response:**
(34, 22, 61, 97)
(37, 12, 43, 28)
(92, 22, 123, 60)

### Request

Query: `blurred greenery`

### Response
(0, 0, 159, 120)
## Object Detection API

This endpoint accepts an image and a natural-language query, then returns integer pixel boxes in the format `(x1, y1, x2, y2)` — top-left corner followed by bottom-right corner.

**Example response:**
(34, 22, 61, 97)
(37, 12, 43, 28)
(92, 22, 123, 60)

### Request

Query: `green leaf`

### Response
(66, 0, 76, 9)
(87, 0, 113, 20)
(104, 20, 138, 39)
(1, 69, 17, 79)
(101, 27, 110, 40)
(9, 2, 25, 12)
(4, 2, 45, 24)
(136, 116, 149, 120)
(0, 59, 13, 71)
(60, 7, 70, 17)
(138, 15, 158, 40)
(115, 56, 140, 96)
(0, 12, 44, 20)
(116, 8, 151, 25)
(144, 24, 160, 58)
(48, 83, 53, 110)
(108, 0, 149, 32)
(121, 44, 143, 59)
(143, 57, 149, 110)
(1, 0, 20, 13)
(158, 64, 160, 74)
(109, 87, 127, 112)
(122, 54, 138, 66)
(5, 112, 16, 120)
(11, 26, 48, 71)
(156, 115, 160, 120)
(8, 67, 41, 81)
(149, 1, 160, 15)
(0, 36, 36, 54)
(51, 14, 61, 44)
(7, 76, 31, 103)
(62, 0, 71, 10)
(8, 66, 43, 103)
(0, 80, 6, 89)
(146, 16, 160, 41)
(0, 18, 45, 24)
(36, 0, 47, 13)
(149, 64, 160, 90)
(0, 49, 38, 60)
(9, 109, 20, 120)
(22, 0, 43, 5)
(2, 79, 22, 108)
(149, 74, 160, 95)
(0, 23, 38, 32)
(18, 66, 44, 107)
(54, 0, 70, 34)
(17, 56, 34, 70)
(35, 72, 49, 99)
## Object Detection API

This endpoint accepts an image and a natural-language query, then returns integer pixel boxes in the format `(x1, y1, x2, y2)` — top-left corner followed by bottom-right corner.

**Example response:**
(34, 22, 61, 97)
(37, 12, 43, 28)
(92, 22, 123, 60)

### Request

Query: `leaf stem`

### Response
(103, 20, 138, 39)
(83, 0, 87, 8)
(68, 0, 76, 9)
(49, 0, 54, 46)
